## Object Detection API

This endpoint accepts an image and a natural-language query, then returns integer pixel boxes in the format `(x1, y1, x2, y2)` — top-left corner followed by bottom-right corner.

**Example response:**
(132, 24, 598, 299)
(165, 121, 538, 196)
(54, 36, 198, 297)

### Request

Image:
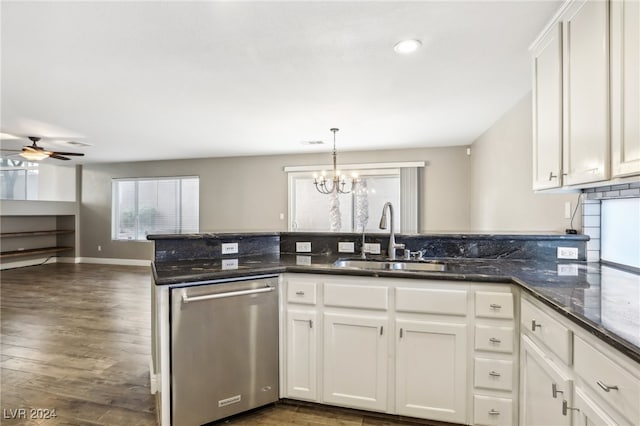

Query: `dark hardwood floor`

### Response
(1, 263, 444, 426)
(1, 263, 156, 426)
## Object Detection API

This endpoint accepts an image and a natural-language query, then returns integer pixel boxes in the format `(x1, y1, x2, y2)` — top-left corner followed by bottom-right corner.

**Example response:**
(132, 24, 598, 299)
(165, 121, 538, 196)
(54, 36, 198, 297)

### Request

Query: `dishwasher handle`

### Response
(182, 285, 275, 304)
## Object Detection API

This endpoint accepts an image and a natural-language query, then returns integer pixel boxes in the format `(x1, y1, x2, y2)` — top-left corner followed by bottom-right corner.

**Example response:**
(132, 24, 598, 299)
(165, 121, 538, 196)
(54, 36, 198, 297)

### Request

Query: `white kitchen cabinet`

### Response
(520, 334, 573, 426)
(395, 319, 467, 423)
(562, 0, 610, 186)
(285, 310, 317, 401)
(323, 312, 389, 412)
(532, 21, 564, 190)
(611, 0, 640, 178)
(572, 386, 617, 426)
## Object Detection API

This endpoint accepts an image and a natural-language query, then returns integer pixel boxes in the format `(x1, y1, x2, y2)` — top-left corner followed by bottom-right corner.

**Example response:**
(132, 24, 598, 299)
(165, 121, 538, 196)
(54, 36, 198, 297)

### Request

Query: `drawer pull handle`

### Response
(295, 291, 305, 296)
(380, 326, 384, 336)
(596, 381, 619, 392)
(309, 320, 313, 329)
(400, 328, 403, 338)
(489, 303, 502, 310)
(488, 409, 500, 416)
(489, 370, 501, 377)
(531, 319, 542, 331)
(552, 383, 564, 398)
(489, 337, 502, 344)
(562, 400, 580, 416)
(549, 171, 558, 181)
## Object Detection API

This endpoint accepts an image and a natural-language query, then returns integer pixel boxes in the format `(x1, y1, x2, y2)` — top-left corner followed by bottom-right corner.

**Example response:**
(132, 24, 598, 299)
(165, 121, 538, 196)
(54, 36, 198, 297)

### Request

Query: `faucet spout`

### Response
(379, 202, 404, 260)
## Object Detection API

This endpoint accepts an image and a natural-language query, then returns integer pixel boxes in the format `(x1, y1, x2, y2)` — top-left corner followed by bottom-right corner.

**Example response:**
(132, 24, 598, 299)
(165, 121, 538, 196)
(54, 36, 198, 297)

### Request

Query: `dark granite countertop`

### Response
(152, 254, 640, 364)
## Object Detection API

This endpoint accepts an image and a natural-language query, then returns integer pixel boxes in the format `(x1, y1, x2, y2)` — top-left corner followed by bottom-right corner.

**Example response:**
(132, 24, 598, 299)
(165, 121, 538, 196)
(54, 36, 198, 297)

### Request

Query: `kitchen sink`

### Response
(333, 259, 447, 272)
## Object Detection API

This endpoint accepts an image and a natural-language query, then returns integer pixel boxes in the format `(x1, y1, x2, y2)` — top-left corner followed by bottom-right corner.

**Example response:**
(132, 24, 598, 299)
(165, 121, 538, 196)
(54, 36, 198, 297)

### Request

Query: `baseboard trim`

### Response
(77, 257, 151, 266)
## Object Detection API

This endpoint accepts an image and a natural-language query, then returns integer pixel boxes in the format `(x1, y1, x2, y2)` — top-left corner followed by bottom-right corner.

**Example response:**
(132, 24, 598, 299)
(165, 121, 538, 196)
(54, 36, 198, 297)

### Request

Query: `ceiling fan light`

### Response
(19, 151, 49, 161)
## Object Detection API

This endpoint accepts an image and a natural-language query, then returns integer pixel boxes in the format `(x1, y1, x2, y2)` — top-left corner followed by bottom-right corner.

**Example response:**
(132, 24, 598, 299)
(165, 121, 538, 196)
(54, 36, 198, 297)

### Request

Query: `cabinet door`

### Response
(532, 22, 564, 190)
(323, 312, 388, 411)
(572, 387, 617, 426)
(611, 0, 640, 177)
(521, 335, 573, 426)
(563, 0, 610, 185)
(395, 319, 467, 423)
(286, 310, 317, 401)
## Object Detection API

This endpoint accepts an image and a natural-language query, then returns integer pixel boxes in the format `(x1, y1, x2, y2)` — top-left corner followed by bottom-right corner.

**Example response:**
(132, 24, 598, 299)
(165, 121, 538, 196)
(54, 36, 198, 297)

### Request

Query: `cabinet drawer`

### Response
(574, 336, 640, 424)
(287, 280, 317, 305)
(475, 291, 514, 319)
(473, 395, 513, 426)
(396, 287, 467, 316)
(324, 283, 388, 310)
(521, 298, 572, 364)
(474, 358, 514, 391)
(475, 325, 514, 354)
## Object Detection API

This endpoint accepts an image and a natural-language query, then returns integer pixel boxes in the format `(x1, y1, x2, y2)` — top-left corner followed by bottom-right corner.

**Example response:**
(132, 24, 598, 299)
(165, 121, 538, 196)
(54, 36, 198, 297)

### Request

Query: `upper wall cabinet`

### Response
(562, 0, 610, 186)
(532, 23, 563, 190)
(611, 0, 640, 177)
(531, 0, 640, 190)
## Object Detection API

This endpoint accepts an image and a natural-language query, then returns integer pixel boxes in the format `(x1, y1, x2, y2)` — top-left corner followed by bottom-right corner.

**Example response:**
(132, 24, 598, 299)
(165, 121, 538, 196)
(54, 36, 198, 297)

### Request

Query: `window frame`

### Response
(111, 176, 199, 241)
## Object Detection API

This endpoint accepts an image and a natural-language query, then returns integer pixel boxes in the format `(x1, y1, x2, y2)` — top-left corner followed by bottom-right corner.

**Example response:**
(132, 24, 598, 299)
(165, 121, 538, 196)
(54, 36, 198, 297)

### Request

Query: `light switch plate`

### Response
(364, 243, 381, 255)
(296, 242, 312, 253)
(557, 247, 579, 260)
(221, 243, 238, 255)
(338, 242, 355, 253)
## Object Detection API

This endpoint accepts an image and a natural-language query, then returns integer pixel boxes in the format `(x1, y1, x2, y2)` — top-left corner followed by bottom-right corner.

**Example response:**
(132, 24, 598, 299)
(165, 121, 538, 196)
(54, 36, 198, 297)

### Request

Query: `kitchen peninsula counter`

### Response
(151, 253, 640, 364)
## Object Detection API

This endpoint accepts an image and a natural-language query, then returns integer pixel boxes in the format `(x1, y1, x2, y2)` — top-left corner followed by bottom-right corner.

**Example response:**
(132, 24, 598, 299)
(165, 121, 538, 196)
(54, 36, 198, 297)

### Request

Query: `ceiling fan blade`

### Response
(49, 154, 71, 161)
(50, 151, 84, 156)
(0, 148, 22, 152)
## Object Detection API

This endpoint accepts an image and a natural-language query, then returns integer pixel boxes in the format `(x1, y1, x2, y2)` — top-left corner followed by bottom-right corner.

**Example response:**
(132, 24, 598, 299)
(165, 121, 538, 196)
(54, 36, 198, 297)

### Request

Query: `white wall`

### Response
(469, 92, 581, 232)
(81, 146, 470, 260)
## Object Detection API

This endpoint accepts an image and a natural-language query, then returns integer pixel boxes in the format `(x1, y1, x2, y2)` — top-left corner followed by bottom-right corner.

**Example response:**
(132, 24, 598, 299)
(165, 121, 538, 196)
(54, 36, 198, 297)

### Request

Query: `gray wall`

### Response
(469, 92, 582, 232)
(81, 146, 471, 260)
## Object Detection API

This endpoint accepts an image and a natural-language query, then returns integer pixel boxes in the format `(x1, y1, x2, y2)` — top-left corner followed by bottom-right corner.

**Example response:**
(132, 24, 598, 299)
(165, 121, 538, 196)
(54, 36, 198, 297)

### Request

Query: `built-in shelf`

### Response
(1, 230, 75, 238)
(0, 215, 76, 268)
(0, 246, 74, 259)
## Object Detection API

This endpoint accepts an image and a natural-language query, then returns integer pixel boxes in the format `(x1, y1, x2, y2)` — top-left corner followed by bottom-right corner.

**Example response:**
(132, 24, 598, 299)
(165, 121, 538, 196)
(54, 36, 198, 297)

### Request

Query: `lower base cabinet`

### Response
(285, 309, 317, 401)
(520, 335, 572, 426)
(395, 319, 467, 423)
(573, 386, 617, 426)
(323, 312, 389, 412)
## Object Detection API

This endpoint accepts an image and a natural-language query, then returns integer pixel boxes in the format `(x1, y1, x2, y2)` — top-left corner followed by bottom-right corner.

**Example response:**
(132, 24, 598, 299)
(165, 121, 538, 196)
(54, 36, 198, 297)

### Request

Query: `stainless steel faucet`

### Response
(379, 202, 405, 260)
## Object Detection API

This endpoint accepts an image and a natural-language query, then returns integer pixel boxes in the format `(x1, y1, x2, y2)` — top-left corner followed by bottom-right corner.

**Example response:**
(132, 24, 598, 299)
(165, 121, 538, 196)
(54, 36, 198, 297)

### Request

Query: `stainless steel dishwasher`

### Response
(170, 277, 279, 426)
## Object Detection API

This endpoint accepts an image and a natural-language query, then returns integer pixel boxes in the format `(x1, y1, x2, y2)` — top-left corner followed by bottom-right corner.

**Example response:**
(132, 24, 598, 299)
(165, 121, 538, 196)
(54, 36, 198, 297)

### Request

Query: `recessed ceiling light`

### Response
(393, 39, 422, 54)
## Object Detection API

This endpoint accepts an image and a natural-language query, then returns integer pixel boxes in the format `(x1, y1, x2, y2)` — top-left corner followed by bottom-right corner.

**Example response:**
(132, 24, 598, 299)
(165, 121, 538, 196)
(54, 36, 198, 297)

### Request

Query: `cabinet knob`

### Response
(531, 319, 543, 331)
(596, 380, 619, 392)
(562, 400, 580, 416)
(488, 409, 500, 416)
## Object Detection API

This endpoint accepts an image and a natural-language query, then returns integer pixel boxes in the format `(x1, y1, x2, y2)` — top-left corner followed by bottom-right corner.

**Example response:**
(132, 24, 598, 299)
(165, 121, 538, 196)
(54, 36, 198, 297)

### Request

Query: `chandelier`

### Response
(313, 128, 356, 194)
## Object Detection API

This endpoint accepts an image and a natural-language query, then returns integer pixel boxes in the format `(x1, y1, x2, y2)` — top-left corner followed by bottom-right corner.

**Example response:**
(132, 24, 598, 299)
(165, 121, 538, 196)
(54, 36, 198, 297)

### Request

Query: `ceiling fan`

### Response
(1, 136, 85, 161)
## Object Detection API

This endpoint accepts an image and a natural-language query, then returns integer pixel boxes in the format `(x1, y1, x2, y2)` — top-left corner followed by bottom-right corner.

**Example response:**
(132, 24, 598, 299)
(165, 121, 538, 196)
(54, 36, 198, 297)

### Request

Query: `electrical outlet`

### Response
(98, 245, 102, 252)
(221, 243, 238, 255)
(557, 247, 579, 260)
(296, 255, 312, 266)
(338, 242, 355, 253)
(364, 243, 381, 254)
(296, 242, 312, 253)
(222, 259, 238, 270)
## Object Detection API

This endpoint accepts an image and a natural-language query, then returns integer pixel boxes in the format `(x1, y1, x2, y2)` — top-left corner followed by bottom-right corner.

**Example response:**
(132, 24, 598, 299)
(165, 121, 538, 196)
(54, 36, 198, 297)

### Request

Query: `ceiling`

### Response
(1, 1, 561, 164)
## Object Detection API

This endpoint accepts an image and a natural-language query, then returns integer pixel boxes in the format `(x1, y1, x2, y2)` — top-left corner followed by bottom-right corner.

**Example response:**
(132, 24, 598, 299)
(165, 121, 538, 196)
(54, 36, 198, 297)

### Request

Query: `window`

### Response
(285, 163, 422, 233)
(0, 159, 39, 200)
(112, 176, 199, 240)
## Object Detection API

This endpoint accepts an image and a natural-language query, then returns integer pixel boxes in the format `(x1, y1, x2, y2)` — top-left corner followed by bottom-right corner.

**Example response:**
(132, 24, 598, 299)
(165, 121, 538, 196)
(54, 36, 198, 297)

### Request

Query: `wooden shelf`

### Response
(0, 246, 74, 259)
(1, 230, 75, 238)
